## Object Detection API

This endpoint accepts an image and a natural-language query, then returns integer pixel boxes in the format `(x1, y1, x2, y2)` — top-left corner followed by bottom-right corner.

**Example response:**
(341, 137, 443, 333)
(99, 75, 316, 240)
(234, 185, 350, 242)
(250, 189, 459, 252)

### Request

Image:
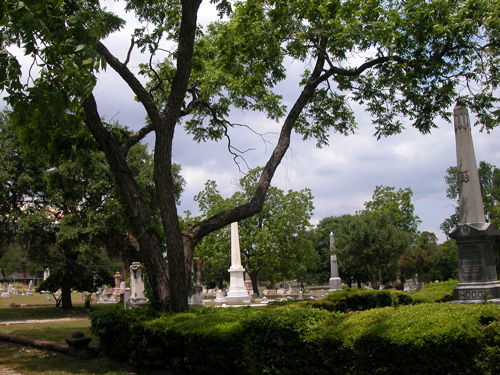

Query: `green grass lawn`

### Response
(0, 293, 145, 375)
(0, 292, 122, 345)
(0, 342, 146, 375)
(0, 288, 87, 308)
(0, 291, 115, 322)
(0, 319, 97, 345)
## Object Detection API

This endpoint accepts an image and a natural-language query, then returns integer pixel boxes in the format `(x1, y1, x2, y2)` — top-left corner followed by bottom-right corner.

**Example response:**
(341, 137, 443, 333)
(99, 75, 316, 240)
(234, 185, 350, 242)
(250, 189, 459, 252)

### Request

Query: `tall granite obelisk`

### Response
(450, 104, 500, 303)
(329, 232, 342, 291)
(225, 222, 249, 302)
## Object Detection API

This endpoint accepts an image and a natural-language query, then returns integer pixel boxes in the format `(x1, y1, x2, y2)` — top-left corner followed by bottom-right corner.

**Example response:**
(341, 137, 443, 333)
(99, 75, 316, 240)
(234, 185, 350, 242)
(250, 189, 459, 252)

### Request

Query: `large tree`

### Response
(400, 231, 439, 288)
(2, 0, 500, 311)
(334, 186, 419, 289)
(194, 168, 316, 294)
(335, 210, 414, 290)
(307, 216, 367, 287)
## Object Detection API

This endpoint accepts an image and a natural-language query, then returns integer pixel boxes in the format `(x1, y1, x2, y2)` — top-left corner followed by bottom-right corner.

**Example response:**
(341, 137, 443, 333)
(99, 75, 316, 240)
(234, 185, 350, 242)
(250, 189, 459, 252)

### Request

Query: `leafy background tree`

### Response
(434, 240, 459, 281)
(400, 232, 439, 288)
(194, 168, 317, 293)
(333, 186, 419, 290)
(0, 112, 184, 309)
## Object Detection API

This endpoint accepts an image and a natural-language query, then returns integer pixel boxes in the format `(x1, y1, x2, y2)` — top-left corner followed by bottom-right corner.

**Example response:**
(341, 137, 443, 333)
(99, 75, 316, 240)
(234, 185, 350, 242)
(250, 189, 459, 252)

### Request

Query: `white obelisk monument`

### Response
(329, 232, 342, 291)
(450, 104, 500, 303)
(225, 222, 249, 302)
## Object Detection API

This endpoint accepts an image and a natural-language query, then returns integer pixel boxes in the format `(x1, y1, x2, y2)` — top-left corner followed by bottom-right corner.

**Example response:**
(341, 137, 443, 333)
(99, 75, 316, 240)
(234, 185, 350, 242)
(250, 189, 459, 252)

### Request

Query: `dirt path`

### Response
(0, 317, 88, 326)
(0, 367, 24, 375)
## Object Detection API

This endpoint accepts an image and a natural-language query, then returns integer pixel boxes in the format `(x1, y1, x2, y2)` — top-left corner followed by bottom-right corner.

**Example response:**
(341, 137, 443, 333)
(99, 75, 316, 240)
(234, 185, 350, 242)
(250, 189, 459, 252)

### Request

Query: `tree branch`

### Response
(327, 55, 393, 78)
(185, 37, 331, 243)
(124, 36, 135, 66)
(96, 42, 160, 152)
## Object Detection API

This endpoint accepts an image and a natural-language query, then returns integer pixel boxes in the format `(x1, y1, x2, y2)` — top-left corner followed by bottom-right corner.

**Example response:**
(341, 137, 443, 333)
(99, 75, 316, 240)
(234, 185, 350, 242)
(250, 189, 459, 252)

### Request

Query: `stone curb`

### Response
(0, 332, 98, 356)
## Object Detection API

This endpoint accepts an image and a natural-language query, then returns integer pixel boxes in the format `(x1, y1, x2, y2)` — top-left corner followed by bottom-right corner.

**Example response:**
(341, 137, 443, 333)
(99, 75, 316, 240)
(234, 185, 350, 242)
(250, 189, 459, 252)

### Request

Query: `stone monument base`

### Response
(450, 223, 500, 304)
(451, 281, 500, 304)
(328, 277, 342, 292)
(213, 289, 227, 304)
(226, 266, 248, 303)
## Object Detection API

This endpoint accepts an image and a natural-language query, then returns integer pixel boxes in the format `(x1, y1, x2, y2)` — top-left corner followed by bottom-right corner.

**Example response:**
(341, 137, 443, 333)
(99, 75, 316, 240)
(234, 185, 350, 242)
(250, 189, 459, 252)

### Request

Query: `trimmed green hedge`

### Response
(92, 306, 255, 374)
(91, 303, 500, 375)
(320, 288, 414, 312)
(411, 279, 458, 303)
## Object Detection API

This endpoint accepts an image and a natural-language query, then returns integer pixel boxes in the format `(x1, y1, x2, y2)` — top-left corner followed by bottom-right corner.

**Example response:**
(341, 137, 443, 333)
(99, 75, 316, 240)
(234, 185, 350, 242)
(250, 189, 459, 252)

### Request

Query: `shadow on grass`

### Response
(0, 342, 138, 375)
(0, 320, 96, 344)
(0, 304, 112, 322)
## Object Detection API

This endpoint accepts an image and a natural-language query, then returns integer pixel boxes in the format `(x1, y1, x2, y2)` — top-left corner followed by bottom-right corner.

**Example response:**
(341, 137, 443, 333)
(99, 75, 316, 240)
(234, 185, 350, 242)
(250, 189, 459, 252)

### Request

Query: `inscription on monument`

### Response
(459, 171, 470, 183)
(458, 289, 484, 300)
(460, 244, 483, 282)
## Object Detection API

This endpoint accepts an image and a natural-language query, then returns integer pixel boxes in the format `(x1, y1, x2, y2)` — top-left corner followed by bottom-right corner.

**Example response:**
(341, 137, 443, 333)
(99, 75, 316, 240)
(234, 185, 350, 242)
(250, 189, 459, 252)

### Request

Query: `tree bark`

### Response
(61, 273, 73, 310)
(249, 271, 260, 296)
(82, 95, 171, 310)
(154, 0, 201, 313)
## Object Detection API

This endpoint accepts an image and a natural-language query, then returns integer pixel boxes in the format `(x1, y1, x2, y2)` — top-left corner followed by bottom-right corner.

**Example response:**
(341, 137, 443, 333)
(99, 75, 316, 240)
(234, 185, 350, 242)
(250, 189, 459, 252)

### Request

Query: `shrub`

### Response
(92, 306, 252, 374)
(323, 288, 413, 312)
(90, 304, 157, 360)
(242, 307, 336, 375)
(411, 279, 458, 304)
(91, 302, 500, 375)
(164, 307, 252, 374)
(317, 303, 500, 375)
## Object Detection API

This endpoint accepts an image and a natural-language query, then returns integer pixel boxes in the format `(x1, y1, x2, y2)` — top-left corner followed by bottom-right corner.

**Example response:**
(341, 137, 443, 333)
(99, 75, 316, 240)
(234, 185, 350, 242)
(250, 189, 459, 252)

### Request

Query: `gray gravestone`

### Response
(129, 262, 148, 307)
(449, 104, 500, 303)
(189, 257, 203, 306)
(328, 232, 342, 291)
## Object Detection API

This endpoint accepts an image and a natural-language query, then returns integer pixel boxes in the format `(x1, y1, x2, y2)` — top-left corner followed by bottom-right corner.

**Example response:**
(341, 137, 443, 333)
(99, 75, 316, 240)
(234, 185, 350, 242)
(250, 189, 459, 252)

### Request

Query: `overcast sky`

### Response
(6, 1, 500, 244)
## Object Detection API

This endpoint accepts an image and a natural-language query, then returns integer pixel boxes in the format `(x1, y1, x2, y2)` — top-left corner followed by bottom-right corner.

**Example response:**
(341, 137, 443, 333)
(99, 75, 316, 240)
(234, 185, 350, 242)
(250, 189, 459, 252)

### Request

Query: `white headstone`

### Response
(329, 232, 342, 291)
(225, 222, 249, 303)
(214, 289, 226, 304)
(26, 280, 33, 296)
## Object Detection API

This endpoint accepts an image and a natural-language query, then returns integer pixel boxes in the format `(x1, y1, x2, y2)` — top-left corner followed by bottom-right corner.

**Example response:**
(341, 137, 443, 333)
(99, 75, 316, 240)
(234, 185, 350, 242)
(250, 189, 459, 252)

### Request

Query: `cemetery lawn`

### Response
(0, 293, 114, 345)
(0, 319, 96, 345)
(0, 342, 141, 375)
(0, 293, 110, 321)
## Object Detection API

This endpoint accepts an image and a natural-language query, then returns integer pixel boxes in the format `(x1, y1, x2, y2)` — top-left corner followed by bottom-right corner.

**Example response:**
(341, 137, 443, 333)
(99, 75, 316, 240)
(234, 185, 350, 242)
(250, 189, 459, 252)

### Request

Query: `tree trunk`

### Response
(61, 273, 73, 310)
(249, 271, 260, 296)
(83, 95, 171, 310)
(154, 0, 201, 313)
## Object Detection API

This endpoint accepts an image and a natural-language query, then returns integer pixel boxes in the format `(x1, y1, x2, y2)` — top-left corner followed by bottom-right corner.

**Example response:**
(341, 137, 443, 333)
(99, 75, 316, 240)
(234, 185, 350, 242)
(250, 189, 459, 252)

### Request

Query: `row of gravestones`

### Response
(92, 262, 149, 308)
(1, 281, 34, 299)
(0, 263, 147, 309)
